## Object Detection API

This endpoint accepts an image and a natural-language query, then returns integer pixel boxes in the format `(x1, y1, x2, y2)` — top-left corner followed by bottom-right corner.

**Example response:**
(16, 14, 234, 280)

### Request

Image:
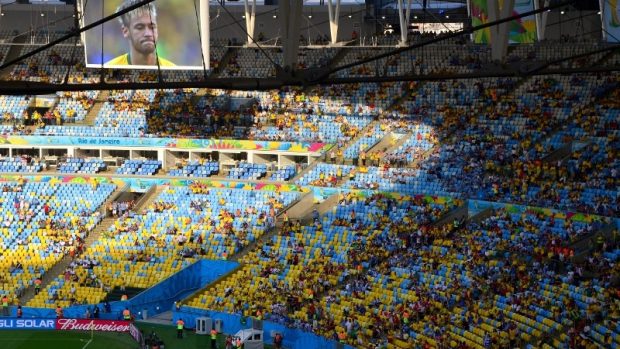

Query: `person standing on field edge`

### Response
(274, 332, 283, 348)
(176, 318, 184, 338)
(211, 327, 218, 348)
(1, 295, 8, 316)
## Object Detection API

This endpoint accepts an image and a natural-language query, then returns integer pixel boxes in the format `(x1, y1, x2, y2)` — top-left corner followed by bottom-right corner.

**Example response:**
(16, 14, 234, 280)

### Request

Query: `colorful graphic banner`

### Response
(310, 186, 459, 207)
(0, 136, 331, 153)
(471, 0, 537, 44)
(0, 175, 308, 194)
(468, 200, 611, 223)
(601, 0, 620, 42)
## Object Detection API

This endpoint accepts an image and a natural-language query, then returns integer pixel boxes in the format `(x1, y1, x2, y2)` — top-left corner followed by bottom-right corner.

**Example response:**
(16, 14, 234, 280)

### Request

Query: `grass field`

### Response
(0, 322, 276, 349)
(0, 330, 138, 349)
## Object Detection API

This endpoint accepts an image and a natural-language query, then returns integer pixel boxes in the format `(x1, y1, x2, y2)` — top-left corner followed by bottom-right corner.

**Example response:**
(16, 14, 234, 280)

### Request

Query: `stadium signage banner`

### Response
(2, 136, 331, 153)
(0, 319, 56, 330)
(129, 323, 143, 343)
(56, 319, 131, 332)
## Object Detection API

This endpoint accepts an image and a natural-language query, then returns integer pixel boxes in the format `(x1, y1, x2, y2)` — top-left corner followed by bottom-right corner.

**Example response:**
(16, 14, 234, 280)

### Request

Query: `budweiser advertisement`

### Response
(56, 319, 131, 332)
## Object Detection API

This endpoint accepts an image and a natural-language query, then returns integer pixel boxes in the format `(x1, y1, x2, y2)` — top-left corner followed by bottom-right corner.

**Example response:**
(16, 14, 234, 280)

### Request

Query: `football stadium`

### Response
(0, 0, 617, 348)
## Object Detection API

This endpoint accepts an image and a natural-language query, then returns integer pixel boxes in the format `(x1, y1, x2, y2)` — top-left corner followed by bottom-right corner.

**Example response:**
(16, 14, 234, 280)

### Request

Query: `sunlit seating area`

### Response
(186, 192, 457, 330)
(29, 185, 299, 308)
(0, 21, 617, 349)
(1, 181, 114, 301)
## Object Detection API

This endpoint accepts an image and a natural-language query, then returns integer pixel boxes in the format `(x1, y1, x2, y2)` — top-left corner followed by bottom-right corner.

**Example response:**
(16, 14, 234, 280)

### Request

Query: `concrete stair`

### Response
(341, 119, 380, 164)
(431, 203, 468, 228)
(366, 132, 398, 154)
(324, 46, 352, 72)
(278, 192, 314, 222)
(407, 145, 436, 168)
(289, 157, 322, 183)
(311, 193, 340, 215)
(98, 182, 130, 215)
(181, 263, 245, 308)
(570, 223, 616, 263)
(210, 47, 239, 78)
(133, 185, 164, 213)
(79, 91, 110, 126)
(229, 192, 305, 263)
(468, 208, 495, 224)
(382, 132, 413, 154)
(85, 216, 118, 243)
(542, 142, 574, 163)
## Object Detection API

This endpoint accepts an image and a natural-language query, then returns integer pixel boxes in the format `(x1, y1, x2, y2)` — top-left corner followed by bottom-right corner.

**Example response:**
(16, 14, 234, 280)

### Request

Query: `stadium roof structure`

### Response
(0, 0, 617, 94)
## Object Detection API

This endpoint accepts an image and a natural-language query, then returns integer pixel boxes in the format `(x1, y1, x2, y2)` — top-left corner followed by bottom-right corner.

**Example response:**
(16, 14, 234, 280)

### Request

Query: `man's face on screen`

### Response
(122, 13, 158, 56)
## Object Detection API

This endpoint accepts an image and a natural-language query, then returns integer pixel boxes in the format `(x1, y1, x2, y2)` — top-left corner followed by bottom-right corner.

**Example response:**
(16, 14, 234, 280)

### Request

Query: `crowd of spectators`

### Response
(0, 33, 618, 348)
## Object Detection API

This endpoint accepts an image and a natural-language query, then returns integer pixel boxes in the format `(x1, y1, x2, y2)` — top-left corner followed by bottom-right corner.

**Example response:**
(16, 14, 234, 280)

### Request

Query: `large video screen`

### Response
(471, 0, 537, 44)
(600, 0, 620, 43)
(80, 0, 209, 69)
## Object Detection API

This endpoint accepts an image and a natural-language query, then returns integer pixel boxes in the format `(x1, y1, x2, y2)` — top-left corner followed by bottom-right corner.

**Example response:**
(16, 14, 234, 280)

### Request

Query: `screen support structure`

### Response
(280, 0, 303, 71)
(244, 0, 257, 45)
(397, 0, 412, 46)
(599, 0, 608, 41)
(488, 0, 515, 62)
(201, 0, 210, 70)
(534, 0, 550, 41)
(327, 0, 341, 45)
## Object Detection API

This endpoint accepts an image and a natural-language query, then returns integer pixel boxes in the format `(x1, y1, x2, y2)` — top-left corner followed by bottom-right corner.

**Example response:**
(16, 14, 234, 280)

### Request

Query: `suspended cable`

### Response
(193, 0, 209, 80)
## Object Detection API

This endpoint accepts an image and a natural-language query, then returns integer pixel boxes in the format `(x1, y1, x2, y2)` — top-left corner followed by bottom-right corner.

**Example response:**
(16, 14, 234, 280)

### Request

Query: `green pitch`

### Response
(0, 322, 276, 349)
(0, 330, 139, 349)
